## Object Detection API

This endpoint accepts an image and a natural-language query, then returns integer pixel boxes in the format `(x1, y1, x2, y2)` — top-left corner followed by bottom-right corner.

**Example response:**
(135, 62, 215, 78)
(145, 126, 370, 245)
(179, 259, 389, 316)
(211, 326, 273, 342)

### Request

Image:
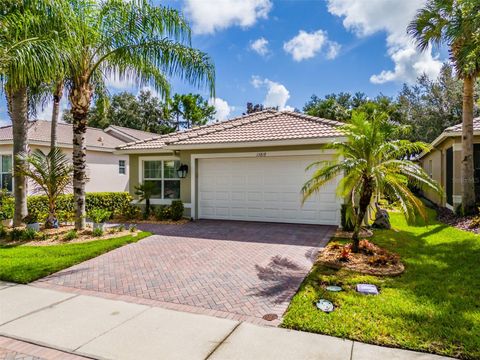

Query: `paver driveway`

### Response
(35, 221, 334, 325)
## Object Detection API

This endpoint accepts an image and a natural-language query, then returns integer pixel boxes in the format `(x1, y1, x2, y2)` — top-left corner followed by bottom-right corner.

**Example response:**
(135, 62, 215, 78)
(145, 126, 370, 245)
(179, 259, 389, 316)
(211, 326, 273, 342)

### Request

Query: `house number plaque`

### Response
(256, 152, 267, 157)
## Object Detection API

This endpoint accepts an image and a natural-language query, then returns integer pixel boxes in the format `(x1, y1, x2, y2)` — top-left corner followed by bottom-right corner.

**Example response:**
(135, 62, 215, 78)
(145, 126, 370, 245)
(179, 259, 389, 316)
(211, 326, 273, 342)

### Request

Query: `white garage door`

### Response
(198, 155, 341, 225)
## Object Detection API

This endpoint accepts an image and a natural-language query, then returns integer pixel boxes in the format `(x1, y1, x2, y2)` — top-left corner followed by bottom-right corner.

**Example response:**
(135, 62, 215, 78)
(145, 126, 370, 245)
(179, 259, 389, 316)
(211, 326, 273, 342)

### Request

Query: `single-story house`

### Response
(117, 110, 346, 225)
(0, 120, 158, 194)
(418, 117, 480, 210)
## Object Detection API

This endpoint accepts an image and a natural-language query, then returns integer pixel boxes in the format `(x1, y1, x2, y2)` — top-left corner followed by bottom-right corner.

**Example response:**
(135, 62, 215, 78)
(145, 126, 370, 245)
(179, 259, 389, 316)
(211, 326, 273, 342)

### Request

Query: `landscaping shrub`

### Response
(341, 204, 355, 231)
(9, 228, 24, 241)
(21, 228, 37, 241)
(170, 200, 184, 221)
(0, 191, 14, 221)
(63, 230, 78, 241)
(0, 226, 7, 239)
(27, 192, 133, 221)
(87, 209, 111, 223)
(92, 228, 103, 237)
(154, 205, 171, 220)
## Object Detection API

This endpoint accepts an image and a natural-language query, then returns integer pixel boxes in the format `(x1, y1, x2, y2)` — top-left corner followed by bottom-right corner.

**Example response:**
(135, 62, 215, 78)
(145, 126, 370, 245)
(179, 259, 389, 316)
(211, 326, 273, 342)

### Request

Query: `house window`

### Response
(119, 160, 126, 175)
(0, 155, 12, 191)
(142, 159, 180, 199)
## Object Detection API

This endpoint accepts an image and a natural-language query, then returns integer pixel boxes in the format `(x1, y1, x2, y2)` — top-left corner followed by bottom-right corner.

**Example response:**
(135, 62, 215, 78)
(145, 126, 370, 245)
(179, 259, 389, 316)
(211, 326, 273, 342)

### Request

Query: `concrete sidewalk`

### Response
(0, 282, 452, 360)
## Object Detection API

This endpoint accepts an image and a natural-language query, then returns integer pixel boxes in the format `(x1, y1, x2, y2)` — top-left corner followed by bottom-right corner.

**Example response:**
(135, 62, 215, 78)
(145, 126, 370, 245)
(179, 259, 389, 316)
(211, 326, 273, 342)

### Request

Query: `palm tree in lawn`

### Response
(408, 0, 480, 214)
(0, 0, 69, 226)
(302, 110, 442, 253)
(17, 148, 73, 228)
(62, 0, 214, 230)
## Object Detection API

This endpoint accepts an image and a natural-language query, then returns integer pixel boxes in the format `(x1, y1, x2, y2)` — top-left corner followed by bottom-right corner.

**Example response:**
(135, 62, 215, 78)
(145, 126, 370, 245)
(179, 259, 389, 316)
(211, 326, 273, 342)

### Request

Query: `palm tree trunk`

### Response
(6, 86, 29, 226)
(50, 80, 64, 149)
(351, 178, 373, 253)
(461, 75, 476, 214)
(69, 81, 93, 230)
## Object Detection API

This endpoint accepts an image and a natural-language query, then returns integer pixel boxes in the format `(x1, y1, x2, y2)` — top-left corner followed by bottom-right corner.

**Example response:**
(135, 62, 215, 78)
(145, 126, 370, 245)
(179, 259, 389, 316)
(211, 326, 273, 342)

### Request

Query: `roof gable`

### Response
(119, 110, 344, 151)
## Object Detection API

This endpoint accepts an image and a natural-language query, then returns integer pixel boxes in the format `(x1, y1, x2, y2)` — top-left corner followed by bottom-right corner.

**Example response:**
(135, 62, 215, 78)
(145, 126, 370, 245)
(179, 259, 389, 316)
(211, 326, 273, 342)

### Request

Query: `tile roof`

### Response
(444, 117, 480, 132)
(119, 110, 344, 150)
(105, 125, 161, 141)
(0, 120, 125, 149)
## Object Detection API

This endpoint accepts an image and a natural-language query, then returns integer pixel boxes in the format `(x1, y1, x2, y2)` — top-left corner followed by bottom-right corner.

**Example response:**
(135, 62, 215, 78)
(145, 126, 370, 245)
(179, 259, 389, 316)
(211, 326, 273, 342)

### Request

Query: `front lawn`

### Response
(0, 231, 151, 284)
(282, 210, 480, 359)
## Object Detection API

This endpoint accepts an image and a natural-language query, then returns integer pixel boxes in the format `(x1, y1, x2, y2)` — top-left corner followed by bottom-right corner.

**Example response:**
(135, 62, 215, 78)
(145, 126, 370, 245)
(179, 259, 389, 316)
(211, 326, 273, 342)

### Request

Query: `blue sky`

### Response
(0, 0, 446, 125)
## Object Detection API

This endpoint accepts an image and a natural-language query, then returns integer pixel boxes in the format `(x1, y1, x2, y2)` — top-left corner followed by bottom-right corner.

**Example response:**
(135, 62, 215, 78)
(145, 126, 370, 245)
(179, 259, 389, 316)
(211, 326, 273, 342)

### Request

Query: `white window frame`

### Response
(118, 160, 126, 175)
(0, 153, 13, 191)
(139, 156, 181, 204)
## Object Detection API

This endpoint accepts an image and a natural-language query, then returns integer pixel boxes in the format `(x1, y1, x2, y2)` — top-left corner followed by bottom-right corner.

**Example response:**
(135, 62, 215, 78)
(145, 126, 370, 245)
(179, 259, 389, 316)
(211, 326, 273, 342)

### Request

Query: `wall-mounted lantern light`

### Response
(176, 164, 189, 179)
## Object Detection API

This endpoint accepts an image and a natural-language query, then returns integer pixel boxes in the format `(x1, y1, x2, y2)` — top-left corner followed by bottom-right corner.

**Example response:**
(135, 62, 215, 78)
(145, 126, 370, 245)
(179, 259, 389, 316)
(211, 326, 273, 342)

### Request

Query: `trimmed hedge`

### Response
(27, 192, 133, 220)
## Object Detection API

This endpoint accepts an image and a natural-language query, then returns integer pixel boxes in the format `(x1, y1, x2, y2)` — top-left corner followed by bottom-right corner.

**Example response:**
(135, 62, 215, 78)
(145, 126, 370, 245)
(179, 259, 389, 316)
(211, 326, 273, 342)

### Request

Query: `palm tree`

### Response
(0, 0, 69, 226)
(17, 148, 73, 228)
(61, 0, 214, 230)
(302, 110, 442, 253)
(50, 79, 64, 148)
(408, 0, 480, 214)
(134, 182, 157, 219)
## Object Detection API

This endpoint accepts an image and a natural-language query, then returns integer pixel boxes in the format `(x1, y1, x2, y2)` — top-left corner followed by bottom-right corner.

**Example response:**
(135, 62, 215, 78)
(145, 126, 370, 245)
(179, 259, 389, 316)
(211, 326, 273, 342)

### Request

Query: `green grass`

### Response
(282, 210, 480, 359)
(0, 231, 151, 284)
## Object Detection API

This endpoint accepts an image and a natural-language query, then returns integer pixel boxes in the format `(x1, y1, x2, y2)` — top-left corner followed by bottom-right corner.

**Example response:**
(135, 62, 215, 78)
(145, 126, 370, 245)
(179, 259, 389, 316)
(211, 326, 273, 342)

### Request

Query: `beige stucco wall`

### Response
(129, 144, 333, 218)
(419, 135, 480, 207)
(0, 144, 129, 194)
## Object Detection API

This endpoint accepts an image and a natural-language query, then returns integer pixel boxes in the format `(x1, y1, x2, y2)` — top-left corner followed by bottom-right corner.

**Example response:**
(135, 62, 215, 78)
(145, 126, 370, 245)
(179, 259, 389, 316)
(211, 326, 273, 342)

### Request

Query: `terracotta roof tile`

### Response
(119, 110, 344, 150)
(105, 125, 160, 140)
(445, 117, 480, 132)
(0, 120, 125, 149)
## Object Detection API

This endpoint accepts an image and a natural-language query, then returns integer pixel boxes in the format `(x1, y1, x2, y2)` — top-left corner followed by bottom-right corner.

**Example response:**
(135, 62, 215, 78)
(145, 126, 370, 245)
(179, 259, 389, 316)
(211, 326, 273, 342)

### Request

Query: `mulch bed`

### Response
(436, 207, 480, 234)
(0, 225, 140, 247)
(318, 240, 404, 276)
(334, 228, 373, 239)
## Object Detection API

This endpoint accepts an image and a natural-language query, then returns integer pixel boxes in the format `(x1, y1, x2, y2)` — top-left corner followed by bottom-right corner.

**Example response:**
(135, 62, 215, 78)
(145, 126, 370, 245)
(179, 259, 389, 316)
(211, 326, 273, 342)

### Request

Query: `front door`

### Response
(446, 147, 453, 206)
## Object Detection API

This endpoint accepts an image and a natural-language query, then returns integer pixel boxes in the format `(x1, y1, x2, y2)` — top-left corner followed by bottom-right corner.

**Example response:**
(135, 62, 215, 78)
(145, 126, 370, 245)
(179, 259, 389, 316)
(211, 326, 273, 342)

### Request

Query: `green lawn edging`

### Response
(0, 231, 151, 284)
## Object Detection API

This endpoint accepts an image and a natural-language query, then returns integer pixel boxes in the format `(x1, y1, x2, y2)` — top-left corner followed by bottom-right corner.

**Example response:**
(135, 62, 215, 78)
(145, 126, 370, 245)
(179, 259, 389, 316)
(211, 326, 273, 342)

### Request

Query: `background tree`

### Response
(59, 0, 214, 230)
(409, 0, 480, 214)
(398, 64, 480, 143)
(166, 93, 215, 130)
(302, 110, 441, 252)
(0, 0, 68, 226)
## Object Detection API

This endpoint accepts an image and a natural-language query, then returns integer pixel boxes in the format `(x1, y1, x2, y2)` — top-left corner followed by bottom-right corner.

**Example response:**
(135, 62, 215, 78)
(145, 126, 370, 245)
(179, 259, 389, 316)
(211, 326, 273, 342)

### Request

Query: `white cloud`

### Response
(327, 0, 442, 84)
(250, 37, 270, 56)
(184, 0, 272, 34)
(208, 97, 234, 121)
(251, 76, 292, 110)
(283, 30, 341, 61)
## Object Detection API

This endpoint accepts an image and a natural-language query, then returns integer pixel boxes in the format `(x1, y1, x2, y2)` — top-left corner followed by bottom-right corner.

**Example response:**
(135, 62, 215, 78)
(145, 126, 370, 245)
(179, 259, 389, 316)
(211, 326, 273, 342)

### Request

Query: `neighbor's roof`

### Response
(0, 120, 126, 150)
(104, 125, 160, 141)
(419, 117, 480, 159)
(118, 110, 344, 151)
(444, 117, 480, 133)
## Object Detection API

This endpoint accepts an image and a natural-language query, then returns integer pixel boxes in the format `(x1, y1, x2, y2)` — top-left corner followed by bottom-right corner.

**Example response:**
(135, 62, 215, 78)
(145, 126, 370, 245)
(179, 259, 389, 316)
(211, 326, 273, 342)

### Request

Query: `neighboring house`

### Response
(117, 110, 346, 225)
(0, 120, 159, 194)
(418, 117, 480, 210)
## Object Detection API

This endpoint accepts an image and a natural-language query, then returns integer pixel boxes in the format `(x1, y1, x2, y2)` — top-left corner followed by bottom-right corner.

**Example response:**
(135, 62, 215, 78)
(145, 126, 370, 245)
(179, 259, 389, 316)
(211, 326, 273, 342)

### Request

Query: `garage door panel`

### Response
(198, 156, 341, 225)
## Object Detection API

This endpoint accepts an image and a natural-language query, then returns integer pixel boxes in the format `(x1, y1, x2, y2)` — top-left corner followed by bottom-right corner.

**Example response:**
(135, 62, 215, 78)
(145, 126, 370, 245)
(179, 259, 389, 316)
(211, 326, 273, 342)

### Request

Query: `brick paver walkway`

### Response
(35, 220, 334, 325)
